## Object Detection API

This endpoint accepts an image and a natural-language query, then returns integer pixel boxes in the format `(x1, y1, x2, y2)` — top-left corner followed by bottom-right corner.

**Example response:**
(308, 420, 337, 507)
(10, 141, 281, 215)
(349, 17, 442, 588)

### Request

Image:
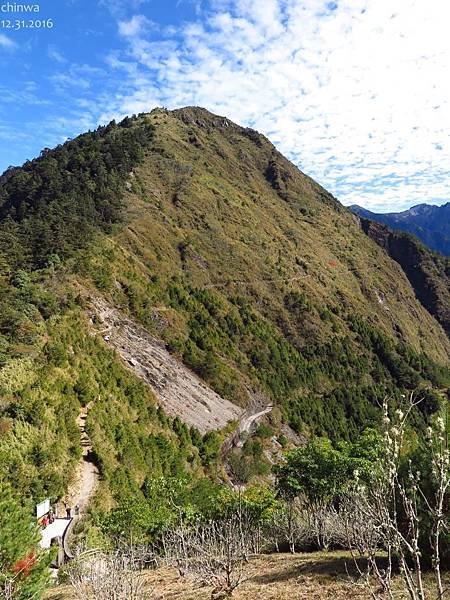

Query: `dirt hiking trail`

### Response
(63, 402, 99, 514)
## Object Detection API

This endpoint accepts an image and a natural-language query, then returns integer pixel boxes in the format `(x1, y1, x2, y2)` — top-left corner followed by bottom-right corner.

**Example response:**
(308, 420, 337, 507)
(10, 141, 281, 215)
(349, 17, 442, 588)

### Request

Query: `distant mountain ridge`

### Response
(349, 203, 450, 256)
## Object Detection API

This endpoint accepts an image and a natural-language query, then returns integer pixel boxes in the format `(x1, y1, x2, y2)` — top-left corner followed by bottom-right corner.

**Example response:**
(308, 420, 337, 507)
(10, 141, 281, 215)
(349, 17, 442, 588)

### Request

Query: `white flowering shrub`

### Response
(344, 395, 449, 600)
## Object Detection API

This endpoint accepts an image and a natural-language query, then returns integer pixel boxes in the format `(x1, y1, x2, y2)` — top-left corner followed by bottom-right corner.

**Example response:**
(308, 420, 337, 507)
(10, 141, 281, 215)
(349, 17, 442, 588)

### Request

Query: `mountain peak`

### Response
(172, 106, 244, 130)
(169, 106, 269, 147)
(1, 108, 450, 550)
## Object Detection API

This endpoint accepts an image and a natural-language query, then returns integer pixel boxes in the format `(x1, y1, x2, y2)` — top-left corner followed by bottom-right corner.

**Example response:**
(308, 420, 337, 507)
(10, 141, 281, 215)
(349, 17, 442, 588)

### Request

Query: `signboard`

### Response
(36, 498, 50, 520)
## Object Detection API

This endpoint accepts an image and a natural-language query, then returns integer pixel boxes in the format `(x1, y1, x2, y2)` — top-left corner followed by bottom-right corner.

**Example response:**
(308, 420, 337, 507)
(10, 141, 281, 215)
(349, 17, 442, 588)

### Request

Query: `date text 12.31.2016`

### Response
(1, 18, 53, 29)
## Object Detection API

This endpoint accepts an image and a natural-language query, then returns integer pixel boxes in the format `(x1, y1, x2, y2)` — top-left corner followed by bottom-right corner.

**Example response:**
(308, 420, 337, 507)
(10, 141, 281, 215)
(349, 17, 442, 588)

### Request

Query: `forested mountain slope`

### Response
(0, 117, 217, 512)
(0, 107, 449, 517)
(80, 107, 450, 436)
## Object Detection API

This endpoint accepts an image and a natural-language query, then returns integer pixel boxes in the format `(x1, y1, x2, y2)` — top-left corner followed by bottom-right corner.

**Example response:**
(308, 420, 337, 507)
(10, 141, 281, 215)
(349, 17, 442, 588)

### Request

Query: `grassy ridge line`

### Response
(127, 108, 449, 361)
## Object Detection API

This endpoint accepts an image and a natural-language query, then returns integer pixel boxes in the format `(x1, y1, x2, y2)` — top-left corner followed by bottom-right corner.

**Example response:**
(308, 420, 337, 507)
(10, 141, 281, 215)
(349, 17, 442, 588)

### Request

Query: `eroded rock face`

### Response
(357, 217, 450, 338)
(90, 297, 243, 433)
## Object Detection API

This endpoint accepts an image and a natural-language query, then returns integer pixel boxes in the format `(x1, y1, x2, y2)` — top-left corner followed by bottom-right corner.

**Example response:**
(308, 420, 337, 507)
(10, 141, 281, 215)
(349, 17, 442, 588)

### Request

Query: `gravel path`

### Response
(239, 405, 273, 435)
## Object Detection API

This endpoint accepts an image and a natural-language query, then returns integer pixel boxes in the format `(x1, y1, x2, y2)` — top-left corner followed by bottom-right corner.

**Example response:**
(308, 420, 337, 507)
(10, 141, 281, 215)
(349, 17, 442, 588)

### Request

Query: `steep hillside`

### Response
(91, 295, 242, 432)
(350, 202, 450, 256)
(78, 107, 449, 434)
(356, 217, 450, 339)
(0, 107, 449, 518)
(0, 118, 222, 514)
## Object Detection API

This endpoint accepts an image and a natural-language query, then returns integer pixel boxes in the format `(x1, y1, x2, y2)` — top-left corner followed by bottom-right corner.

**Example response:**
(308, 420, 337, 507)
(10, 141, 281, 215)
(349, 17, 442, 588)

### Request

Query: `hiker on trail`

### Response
(66, 507, 71, 519)
(48, 509, 55, 524)
(41, 515, 49, 529)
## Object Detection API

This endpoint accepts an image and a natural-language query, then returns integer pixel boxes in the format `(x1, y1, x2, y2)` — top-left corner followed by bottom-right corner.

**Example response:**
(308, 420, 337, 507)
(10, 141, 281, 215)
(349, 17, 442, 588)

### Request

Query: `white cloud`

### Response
(118, 14, 154, 37)
(103, 0, 450, 211)
(0, 33, 17, 50)
(47, 45, 66, 64)
(98, 0, 150, 18)
(49, 63, 106, 94)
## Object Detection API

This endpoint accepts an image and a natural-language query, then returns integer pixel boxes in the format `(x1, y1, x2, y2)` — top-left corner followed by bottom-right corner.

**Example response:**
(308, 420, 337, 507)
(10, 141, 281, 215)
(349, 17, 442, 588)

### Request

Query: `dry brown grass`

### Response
(45, 551, 450, 600)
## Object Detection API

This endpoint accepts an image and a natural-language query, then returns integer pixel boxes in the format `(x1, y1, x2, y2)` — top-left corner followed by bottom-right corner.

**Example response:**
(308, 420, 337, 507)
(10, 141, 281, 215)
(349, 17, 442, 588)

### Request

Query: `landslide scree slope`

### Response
(87, 107, 449, 435)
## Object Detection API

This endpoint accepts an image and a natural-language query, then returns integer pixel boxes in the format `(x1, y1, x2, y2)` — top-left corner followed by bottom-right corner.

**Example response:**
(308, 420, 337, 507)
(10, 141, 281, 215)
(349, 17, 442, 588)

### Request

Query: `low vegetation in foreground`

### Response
(3, 397, 447, 600)
(46, 552, 450, 600)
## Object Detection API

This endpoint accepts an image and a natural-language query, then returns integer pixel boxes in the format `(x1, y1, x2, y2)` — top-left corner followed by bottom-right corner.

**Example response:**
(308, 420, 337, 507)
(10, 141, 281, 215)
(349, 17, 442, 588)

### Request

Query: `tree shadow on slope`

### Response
(249, 552, 391, 586)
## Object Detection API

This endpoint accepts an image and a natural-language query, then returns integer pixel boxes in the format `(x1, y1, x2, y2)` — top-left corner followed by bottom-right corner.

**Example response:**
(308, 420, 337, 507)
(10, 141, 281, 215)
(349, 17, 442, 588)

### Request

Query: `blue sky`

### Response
(0, 0, 449, 212)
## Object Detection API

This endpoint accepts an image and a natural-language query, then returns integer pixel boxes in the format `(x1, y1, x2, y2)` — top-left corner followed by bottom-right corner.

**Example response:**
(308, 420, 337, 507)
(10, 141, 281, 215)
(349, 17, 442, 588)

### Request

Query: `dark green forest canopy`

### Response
(0, 115, 154, 270)
(163, 283, 449, 440)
